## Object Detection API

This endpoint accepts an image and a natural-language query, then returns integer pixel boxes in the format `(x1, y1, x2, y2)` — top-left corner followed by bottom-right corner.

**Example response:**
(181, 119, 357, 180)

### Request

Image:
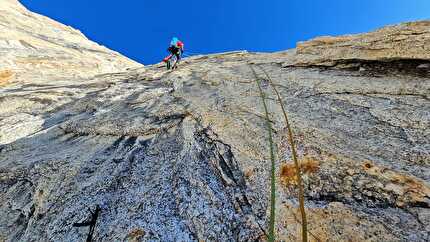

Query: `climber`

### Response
(163, 37, 184, 69)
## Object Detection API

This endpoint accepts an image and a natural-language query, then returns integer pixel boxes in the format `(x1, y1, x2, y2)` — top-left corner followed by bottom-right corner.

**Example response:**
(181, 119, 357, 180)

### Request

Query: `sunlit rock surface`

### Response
(0, 0, 140, 86)
(0, 1, 429, 241)
(288, 21, 430, 67)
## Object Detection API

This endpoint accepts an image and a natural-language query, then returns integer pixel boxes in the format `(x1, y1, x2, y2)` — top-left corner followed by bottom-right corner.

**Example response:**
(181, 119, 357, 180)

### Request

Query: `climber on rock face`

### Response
(163, 37, 184, 69)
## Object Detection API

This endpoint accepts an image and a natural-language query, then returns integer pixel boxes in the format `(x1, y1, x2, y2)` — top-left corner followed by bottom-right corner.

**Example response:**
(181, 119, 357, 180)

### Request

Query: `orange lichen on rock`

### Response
(362, 160, 374, 170)
(0, 70, 14, 86)
(244, 167, 255, 179)
(362, 160, 430, 207)
(126, 228, 145, 241)
(280, 156, 320, 186)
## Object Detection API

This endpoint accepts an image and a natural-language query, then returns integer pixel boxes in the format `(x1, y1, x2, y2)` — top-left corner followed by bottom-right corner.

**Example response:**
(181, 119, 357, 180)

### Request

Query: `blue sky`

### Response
(21, 0, 429, 65)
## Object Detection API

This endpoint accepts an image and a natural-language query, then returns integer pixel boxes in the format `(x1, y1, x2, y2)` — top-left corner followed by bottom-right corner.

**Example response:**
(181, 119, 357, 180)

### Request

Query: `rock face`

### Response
(0, 0, 140, 86)
(0, 2, 429, 242)
(0, 0, 141, 145)
(288, 21, 430, 67)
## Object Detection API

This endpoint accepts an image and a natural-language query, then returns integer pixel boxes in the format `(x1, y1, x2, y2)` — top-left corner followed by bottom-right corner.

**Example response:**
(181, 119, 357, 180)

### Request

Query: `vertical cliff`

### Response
(0, 1, 429, 241)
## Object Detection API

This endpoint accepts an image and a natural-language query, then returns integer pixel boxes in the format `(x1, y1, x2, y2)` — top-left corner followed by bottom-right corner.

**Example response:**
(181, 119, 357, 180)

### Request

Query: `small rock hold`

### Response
(346, 169, 355, 176)
(416, 63, 430, 69)
(385, 183, 404, 195)
(417, 208, 430, 225)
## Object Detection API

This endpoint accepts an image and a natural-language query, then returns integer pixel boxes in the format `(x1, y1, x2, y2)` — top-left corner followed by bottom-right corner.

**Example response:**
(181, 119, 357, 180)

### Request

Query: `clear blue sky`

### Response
(21, 0, 429, 65)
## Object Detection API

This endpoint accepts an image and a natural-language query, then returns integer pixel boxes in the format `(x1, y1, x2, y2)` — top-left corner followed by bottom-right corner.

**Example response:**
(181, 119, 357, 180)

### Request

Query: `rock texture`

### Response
(0, 0, 140, 86)
(0, 2, 429, 241)
(288, 21, 430, 67)
(0, 0, 141, 145)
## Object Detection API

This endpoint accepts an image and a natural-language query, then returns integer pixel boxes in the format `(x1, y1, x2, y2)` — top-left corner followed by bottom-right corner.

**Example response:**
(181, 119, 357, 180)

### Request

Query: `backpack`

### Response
(170, 37, 179, 47)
